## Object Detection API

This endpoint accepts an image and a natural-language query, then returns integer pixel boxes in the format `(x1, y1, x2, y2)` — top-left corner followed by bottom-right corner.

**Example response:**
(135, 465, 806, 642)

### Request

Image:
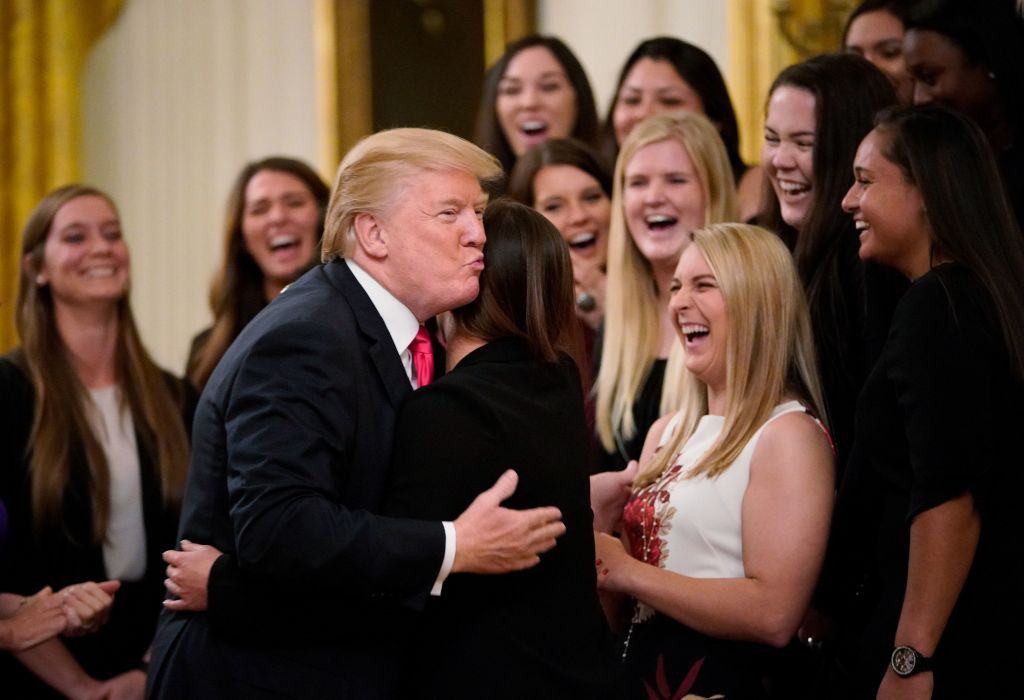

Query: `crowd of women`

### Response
(2, 0, 1023, 697)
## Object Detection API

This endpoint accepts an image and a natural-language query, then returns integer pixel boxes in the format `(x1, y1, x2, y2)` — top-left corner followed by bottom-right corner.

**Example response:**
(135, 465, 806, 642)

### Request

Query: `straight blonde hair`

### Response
(637, 223, 826, 487)
(596, 112, 738, 455)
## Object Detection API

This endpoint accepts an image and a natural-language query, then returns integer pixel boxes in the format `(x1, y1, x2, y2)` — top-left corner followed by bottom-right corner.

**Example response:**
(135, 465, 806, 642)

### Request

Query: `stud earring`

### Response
(35, 274, 46, 286)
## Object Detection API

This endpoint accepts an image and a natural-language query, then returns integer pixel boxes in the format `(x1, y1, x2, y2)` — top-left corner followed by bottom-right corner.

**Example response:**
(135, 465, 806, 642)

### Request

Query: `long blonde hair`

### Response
(636, 223, 826, 487)
(596, 112, 738, 455)
(17, 185, 190, 543)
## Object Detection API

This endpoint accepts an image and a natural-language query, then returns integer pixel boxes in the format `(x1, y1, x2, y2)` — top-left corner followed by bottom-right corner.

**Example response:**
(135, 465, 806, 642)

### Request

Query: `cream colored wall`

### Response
(538, 0, 729, 114)
(82, 0, 318, 373)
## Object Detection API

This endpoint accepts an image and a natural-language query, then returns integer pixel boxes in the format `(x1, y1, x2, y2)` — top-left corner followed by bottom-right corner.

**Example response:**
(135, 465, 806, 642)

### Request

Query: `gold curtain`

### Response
(727, 0, 854, 164)
(0, 0, 124, 352)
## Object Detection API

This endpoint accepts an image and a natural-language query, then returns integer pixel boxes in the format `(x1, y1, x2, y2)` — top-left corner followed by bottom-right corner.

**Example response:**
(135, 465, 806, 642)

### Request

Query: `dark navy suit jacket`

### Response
(148, 260, 445, 699)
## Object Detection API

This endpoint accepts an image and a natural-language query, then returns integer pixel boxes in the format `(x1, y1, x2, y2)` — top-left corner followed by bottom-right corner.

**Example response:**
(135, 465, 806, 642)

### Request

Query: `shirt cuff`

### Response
(431, 521, 456, 596)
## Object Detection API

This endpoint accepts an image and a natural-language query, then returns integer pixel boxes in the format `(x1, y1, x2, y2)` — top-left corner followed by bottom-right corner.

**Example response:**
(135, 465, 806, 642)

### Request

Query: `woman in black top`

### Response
(383, 200, 620, 699)
(833, 105, 1024, 698)
(0, 185, 192, 698)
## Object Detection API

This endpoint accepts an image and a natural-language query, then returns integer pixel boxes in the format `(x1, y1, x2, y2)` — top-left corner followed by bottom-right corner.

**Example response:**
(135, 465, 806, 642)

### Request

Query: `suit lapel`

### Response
(324, 260, 412, 408)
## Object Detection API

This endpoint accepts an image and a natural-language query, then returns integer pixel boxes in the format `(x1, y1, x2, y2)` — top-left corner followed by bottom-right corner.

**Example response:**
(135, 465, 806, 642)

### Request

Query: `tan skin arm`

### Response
(596, 411, 834, 647)
(875, 491, 979, 699)
(0, 588, 65, 651)
(13, 637, 105, 700)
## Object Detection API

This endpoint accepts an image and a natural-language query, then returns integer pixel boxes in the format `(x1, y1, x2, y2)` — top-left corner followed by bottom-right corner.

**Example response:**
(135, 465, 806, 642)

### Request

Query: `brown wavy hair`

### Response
(17, 184, 190, 543)
(188, 157, 329, 389)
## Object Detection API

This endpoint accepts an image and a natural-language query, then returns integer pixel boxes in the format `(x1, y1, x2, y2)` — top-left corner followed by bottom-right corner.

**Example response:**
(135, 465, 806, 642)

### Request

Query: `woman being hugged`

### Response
(187, 156, 329, 390)
(0, 185, 192, 699)
(384, 200, 620, 698)
(834, 105, 1024, 698)
(595, 111, 737, 472)
(595, 223, 834, 698)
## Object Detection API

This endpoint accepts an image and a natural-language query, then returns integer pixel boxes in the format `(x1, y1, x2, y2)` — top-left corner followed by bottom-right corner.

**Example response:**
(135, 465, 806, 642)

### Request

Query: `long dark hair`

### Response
(600, 37, 746, 181)
(17, 185, 190, 542)
(454, 199, 581, 369)
(875, 104, 1024, 378)
(760, 54, 896, 317)
(506, 138, 611, 206)
(473, 35, 600, 175)
(188, 156, 329, 389)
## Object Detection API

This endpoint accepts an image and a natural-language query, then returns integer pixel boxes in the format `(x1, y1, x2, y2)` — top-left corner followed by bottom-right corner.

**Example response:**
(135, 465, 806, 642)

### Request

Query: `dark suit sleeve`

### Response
(221, 319, 445, 596)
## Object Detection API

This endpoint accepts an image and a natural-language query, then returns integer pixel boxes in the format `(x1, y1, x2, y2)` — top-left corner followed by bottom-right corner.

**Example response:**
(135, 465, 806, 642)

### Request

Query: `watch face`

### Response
(891, 646, 917, 676)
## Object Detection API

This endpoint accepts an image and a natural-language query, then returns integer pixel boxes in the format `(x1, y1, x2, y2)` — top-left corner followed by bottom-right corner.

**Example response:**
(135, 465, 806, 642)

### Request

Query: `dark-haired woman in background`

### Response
(842, 0, 915, 104)
(473, 35, 601, 178)
(508, 138, 611, 333)
(903, 0, 1024, 229)
(0, 185, 192, 698)
(834, 104, 1024, 698)
(187, 156, 329, 390)
(383, 199, 619, 698)
(761, 53, 904, 471)
(601, 37, 763, 221)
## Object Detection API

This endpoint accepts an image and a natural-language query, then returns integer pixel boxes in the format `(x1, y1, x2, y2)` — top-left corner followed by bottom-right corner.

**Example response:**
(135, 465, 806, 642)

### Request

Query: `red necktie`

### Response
(409, 326, 434, 387)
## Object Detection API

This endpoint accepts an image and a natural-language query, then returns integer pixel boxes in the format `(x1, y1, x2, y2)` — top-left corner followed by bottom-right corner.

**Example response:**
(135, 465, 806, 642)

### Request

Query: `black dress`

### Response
(0, 352, 193, 699)
(827, 264, 1024, 698)
(383, 337, 622, 699)
(596, 358, 667, 473)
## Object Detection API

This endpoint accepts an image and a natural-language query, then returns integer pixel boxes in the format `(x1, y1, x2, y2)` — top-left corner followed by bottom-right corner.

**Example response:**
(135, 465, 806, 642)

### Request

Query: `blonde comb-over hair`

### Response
(321, 128, 503, 261)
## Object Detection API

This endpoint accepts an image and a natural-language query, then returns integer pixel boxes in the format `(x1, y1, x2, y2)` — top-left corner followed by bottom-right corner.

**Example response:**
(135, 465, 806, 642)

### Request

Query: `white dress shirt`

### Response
(345, 259, 456, 594)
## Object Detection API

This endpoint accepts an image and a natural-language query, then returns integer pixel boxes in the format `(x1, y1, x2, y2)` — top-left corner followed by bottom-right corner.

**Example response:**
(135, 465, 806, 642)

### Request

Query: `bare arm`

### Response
(597, 411, 834, 647)
(876, 492, 979, 699)
(0, 588, 65, 651)
(13, 637, 105, 700)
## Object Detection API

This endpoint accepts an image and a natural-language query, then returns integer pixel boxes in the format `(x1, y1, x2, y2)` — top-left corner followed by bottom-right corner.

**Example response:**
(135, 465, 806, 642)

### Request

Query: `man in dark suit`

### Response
(147, 129, 565, 699)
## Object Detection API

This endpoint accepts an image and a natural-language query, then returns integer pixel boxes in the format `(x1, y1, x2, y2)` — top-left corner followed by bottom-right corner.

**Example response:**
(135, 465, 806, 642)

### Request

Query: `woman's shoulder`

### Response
(751, 406, 835, 489)
(893, 263, 993, 340)
(755, 402, 833, 466)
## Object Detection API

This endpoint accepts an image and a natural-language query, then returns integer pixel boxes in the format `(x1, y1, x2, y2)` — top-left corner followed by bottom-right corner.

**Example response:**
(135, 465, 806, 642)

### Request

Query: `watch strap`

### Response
(891, 645, 933, 677)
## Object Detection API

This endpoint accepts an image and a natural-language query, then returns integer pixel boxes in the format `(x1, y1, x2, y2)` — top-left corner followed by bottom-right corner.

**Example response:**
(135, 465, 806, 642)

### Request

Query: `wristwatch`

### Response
(890, 645, 933, 677)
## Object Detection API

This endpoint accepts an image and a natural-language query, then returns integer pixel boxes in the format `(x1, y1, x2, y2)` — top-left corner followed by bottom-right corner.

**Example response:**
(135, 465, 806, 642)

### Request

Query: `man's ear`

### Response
(23, 254, 46, 286)
(352, 212, 388, 260)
